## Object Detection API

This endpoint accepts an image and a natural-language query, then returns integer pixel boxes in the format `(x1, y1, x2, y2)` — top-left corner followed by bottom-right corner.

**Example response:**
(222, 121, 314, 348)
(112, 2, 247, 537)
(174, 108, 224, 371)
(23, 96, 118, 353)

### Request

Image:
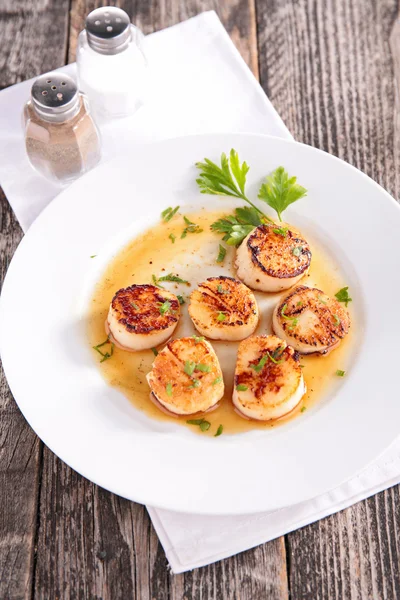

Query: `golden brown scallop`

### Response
(235, 224, 311, 292)
(272, 285, 350, 354)
(107, 284, 180, 351)
(146, 336, 224, 415)
(188, 276, 259, 341)
(233, 335, 305, 421)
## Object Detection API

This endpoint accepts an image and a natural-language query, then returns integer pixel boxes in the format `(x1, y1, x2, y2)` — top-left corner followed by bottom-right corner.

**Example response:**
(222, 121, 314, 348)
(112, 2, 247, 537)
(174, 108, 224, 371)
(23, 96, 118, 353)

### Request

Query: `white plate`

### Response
(1, 133, 400, 515)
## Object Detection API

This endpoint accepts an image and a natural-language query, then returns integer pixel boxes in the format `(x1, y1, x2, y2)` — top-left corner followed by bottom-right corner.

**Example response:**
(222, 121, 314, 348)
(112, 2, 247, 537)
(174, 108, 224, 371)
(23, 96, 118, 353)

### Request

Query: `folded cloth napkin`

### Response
(1, 10, 399, 574)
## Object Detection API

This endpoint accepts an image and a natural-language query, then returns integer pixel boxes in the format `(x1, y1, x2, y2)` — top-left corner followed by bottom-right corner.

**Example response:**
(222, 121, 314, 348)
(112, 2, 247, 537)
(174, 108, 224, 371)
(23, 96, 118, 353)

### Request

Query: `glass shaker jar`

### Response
(23, 73, 101, 184)
(76, 6, 148, 121)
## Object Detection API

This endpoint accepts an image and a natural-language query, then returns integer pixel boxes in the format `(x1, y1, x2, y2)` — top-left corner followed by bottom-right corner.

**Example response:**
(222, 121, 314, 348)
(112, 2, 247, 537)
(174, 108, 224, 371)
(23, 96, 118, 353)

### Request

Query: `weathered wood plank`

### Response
(257, 0, 400, 597)
(0, 196, 39, 600)
(31, 1, 288, 599)
(0, 1, 70, 597)
(0, 0, 70, 88)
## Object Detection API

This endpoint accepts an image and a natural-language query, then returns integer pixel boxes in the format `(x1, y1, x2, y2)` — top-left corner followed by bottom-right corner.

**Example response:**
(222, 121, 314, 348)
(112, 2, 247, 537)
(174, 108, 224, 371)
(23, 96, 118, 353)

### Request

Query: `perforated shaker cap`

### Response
(31, 73, 81, 123)
(85, 6, 132, 55)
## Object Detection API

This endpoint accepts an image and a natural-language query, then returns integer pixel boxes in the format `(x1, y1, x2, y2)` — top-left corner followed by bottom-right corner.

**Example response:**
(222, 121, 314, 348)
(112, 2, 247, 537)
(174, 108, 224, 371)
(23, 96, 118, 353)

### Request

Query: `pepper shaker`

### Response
(77, 6, 148, 120)
(23, 73, 101, 184)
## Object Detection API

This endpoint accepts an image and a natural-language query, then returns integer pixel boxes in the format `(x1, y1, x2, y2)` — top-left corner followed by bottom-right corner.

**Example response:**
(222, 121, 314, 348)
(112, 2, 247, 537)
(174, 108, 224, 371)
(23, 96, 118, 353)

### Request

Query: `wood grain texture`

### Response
(0, 196, 40, 600)
(257, 0, 400, 598)
(0, 0, 70, 596)
(0, 0, 70, 88)
(31, 1, 287, 599)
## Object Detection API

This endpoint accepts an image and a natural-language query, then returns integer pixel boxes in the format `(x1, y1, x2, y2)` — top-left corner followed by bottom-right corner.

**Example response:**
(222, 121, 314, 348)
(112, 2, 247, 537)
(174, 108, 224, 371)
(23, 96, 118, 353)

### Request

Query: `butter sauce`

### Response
(87, 210, 355, 435)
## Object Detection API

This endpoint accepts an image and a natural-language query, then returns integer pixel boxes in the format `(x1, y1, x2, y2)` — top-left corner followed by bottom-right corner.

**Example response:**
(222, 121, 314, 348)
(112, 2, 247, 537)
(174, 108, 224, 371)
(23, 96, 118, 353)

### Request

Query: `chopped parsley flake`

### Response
(212, 376, 223, 385)
(169, 233, 176, 243)
(159, 300, 172, 315)
(335, 286, 352, 307)
(214, 424, 223, 437)
(92, 338, 114, 363)
(336, 369, 346, 377)
(273, 226, 288, 237)
(217, 312, 227, 322)
(161, 206, 180, 222)
(184, 360, 196, 376)
(292, 246, 303, 257)
(216, 244, 227, 263)
(236, 384, 248, 391)
(166, 382, 173, 396)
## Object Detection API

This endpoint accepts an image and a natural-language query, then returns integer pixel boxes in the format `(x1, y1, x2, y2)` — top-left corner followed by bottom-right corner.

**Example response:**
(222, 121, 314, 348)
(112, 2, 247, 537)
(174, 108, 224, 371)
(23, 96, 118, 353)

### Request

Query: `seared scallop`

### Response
(107, 284, 180, 351)
(235, 224, 311, 292)
(146, 336, 224, 415)
(188, 276, 259, 341)
(233, 335, 305, 421)
(272, 285, 350, 354)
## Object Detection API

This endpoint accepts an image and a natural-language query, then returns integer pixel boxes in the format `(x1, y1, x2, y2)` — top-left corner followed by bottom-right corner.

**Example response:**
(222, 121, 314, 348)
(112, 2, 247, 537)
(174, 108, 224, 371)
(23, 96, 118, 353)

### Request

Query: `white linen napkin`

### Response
(1, 10, 399, 574)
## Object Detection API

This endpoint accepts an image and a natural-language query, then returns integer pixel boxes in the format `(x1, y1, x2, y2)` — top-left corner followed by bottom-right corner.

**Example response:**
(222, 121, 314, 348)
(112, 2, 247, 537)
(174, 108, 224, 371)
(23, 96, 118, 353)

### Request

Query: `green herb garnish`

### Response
(189, 379, 201, 389)
(152, 274, 165, 289)
(217, 284, 230, 295)
(195, 363, 211, 373)
(296, 301, 303, 306)
(236, 384, 248, 391)
(200, 421, 211, 431)
(318, 295, 328, 305)
(151, 347, 158, 356)
(93, 338, 114, 363)
(250, 354, 269, 373)
(335, 287, 352, 307)
(300, 406, 307, 413)
(210, 206, 264, 246)
(214, 424, 223, 437)
(258, 166, 307, 221)
(90, 255, 97, 258)
(268, 347, 285, 364)
(169, 233, 176, 243)
(184, 360, 196, 376)
(166, 382, 173, 396)
(159, 300, 172, 315)
(161, 206, 180, 222)
(281, 304, 299, 329)
(273, 226, 288, 237)
(336, 369, 346, 377)
(212, 376, 223, 385)
(292, 246, 303, 257)
(196, 150, 273, 221)
(130, 302, 139, 309)
(177, 295, 185, 305)
(187, 418, 205, 425)
(181, 215, 203, 238)
(334, 314, 341, 326)
(158, 273, 189, 284)
(217, 312, 226, 322)
(216, 244, 227, 263)
(192, 335, 205, 343)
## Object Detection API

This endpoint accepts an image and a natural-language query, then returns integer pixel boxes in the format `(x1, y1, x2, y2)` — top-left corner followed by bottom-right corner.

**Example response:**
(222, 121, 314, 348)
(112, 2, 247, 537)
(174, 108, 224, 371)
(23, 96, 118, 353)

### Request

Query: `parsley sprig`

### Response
(258, 166, 307, 221)
(196, 149, 273, 221)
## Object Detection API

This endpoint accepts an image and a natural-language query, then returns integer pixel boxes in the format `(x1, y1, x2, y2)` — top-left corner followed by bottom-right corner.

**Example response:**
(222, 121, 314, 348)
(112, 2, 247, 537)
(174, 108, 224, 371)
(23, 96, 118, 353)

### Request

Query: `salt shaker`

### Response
(23, 73, 101, 184)
(77, 6, 148, 120)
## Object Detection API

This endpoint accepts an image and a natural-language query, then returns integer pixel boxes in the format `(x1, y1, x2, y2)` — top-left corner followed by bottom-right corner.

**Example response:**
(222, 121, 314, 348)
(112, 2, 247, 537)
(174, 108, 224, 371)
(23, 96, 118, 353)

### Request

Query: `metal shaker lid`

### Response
(85, 7, 132, 55)
(31, 73, 81, 123)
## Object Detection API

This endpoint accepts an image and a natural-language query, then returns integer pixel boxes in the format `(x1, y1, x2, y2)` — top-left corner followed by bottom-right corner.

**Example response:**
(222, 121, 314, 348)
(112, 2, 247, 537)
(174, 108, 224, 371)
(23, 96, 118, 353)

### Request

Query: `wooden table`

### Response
(1, 1, 399, 598)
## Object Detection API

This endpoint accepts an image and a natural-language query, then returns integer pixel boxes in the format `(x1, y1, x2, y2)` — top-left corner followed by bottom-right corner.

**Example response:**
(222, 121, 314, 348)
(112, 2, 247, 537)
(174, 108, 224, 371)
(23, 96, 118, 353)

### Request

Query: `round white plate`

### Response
(1, 133, 400, 515)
